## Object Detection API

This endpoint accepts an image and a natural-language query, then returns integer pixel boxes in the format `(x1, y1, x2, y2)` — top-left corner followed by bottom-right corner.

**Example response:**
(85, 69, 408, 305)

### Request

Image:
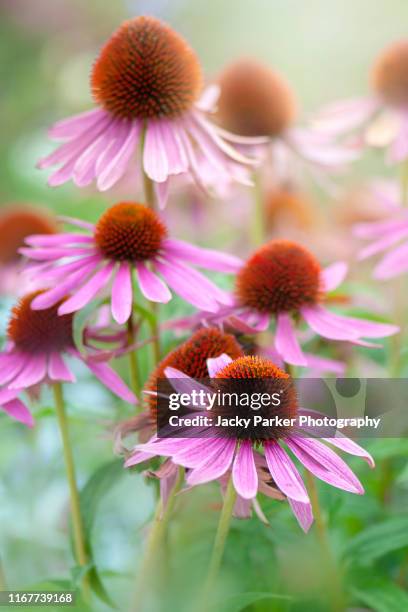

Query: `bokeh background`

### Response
(1, 1, 408, 611)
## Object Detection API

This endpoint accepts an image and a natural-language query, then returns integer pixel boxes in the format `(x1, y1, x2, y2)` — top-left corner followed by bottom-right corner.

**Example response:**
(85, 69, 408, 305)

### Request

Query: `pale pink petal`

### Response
(192, 113, 257, 165)
(303, 353, 346, 375)
(232, 441, 258, 499)
(19, 246, 93, 261)
(2, 399, 34, 427)
(124, 450, 156, 468)
(111, 262, 133, 324)
(0, 352, 28, 385)
(353, 217, 408, 240)
(136, 262, 172, 303)
(83, 358, 137, 404)
(285, 437, 364, 494)
(301, 305, 363, 340)
(331, 313, 399, 338)
(143, 121, 169, 182)
(186, 439, 236, 486)
(25, 234, 93, 247)
(8, 354, 47, 389)
(173, 438, 227, 468)
(73, 123, 119, 186)
(311, 97, 379, 135)
(48, 352, 76, 383)
(374, 242, 408, 279)
(155, 121, 188, 174)
(154, 259, 219, 312)
(358, 227, 408, 260)
(321, 262, 348, 292)
(196, 84, 220, 112)
(288, 499, 314, 533)
(58, 216, 95, 230)
(388, 111, 408, 163)
(162, 238, 243, 272)
(58, 262, 115, 314)
(97, 120, 141, 191)
(275, 313, 307, 366)
(264, 441, 310, 503)
(163, 367, 211, 405)
(48, 108, 106, 139)
(155, 179, 170, 210)
(324, 435, 375, 468)
(207, 353, 233, 378)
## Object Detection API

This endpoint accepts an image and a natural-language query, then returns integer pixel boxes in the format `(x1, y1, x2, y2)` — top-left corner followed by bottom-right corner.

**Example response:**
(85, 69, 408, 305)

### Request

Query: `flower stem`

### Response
(200, 475, 237, 606)
(0, 555, 7, 591)
(305, 471, 344, 612)
(53, 383, 90, 598)
(126, 315, 141, 402)
(131, 467, 184, 612)
(250, 170, 265, 247)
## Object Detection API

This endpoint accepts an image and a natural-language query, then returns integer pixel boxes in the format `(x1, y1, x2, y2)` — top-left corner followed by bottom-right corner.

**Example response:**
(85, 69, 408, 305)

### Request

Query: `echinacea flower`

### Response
(353, 187, 408, 279)
(215, 57, 358, 184)
(20, 202, 242, 323)
(37, 16, 261, 208)
(0, 205, 57, 296)
(167, 240, 399, 367)
(312, 40, 408, 163)
(128, 354, 375, 532)
(0, 290, 136, 427)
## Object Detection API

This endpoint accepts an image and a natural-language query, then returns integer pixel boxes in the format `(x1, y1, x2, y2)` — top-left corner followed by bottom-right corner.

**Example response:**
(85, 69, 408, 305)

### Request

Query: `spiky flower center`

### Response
(145, 327, 243, 420)
(236, 240, 322, 314)
(372, 41, 408, 107)
(0, 207, 56, 264)
(211, 355, 298, 441)
(7, 291, 74, 354)
(91, 16, 202, 120)
(94, 202, 167, 261)
(216, 58, 297, 137)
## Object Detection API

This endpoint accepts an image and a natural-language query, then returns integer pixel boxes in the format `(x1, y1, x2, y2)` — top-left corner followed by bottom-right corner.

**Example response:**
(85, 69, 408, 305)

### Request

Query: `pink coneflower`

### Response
(0, 205, 57, 296)
(37, 16, 261, 208)
(312, 40, 408, 163)
(20, 201, 242, 323)
(0, 290, 136, 427)
(168, 240, 399, 366)
(215, 58, 358, 183)
(353, 188, 408, 279)
(128, 354, 374, 532)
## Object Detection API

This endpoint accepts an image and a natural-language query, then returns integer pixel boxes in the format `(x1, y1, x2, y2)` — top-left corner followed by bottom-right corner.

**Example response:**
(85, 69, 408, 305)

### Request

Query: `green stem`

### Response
(131, 467, 184, 612)
(250, 170, 265, 247)
(53, 383, 90, 598)
(201, 476, 237, 604)
(0, 555, 7, 591)
(305, 472, 344, 612)
(127, 315, 141, 402)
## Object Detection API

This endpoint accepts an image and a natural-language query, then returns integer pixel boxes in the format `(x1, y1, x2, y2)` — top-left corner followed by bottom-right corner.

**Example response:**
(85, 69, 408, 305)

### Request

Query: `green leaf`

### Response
(216, 591, 293, 612)
(133, 302, 157, 327)
(344, 516, 408, 565)
(351, 579, 408, 612)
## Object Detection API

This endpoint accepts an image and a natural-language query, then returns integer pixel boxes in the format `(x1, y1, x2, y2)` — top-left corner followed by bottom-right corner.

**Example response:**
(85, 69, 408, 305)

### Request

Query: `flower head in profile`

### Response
(37, 16, 261, 208)
(129, 354, 375, 532)
(353, 184, 408, 279)
(313, 40, 408, 163)
(215, 57, 358, 184)
(0, 205, 57, 296)
(20, 201, 241, 323)
(0, 290, 136, 427)
(169, 239, 399, 367)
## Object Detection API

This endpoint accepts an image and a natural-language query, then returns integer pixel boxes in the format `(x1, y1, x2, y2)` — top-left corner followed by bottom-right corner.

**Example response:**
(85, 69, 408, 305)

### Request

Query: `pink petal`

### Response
(155, 179, 170, 210)
(111, 262, 133, 324)
(388, 112, 408, 163)
(186, 439, 236, 486)
(8, 354, 47, 389)
(332, 314, 399, 338)
(143, 121, 169, 182)
(48, 352, 76, 383)
(97, 120, 141, 191)
(58, 262, 115, 315)
(232, 441, 258, 499)
(321, 262, 348, 292)
(324, 435, 375, 468)
(2, 399, 34, 427)
(83, 359, 137, 404)
(285, 437, 364, 495)
(301, 305, 362, 341)
(31, 259, 100, 309)
(207, 353, 233, 377)
(48, 108, 106, 139)
(264, 441, 309, 503)
(374, 241, 408, 279)
(124, 450, 156, 468)
(155, 121, 188, 174)
(25, 233, 93, 247)
(358, 227, 408, 261)
(154, 259, 219, 312)
(136, 262, 172, 303)
(303, 353, 346, 375)
(174, 438, 226, 468)
(163, 367, 211, 405)
(19, 246, 93, 261)
(275, 313, 307, 366)
(162, 238, 243, 272)
(288, 499, 314, 533)
(0, 352, 28, 385)
(311, 97, 378, 135)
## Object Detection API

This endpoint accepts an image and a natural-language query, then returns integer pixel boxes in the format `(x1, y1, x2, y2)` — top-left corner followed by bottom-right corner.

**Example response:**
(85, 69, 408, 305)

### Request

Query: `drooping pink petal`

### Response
(174, 437, 227, 468)
(335, 314, 399, 338)
(324, 435, 375, 468)
(136, 262, 172, 303)
(162, 238, 243, 272)
(0, 352, 29, 385)
(8, 353, 47, 389)
(111, 262, 133, 324)
(58, 262, 115, 315)
(2, 399, 34, 427)
(275, 313, 307, 366)
(124, 450, 156, 468)
(33, 253, 102, 282)
(264, 441, 309, 503)
(163, 367, 211, 405)
(301, 305, 365, 341)
(73, 123, 119, 187)
(155, 121, 189, 174)
(374, 241, 408, 279)
(135, 436, 195, 457)
(97, 120, 141, 191)
(25, 234, 93, 247)
(285, 437, 364, 494)
(82, 357, 137, 404)
(143, 120, 169, 182)
(58, 216, 95, 231)
(232, 441, 258, 499)
(321, 262, 348, 292)
(154, 259, 219, 312)
(19, 246, 94, 261)
(48, 108, 106, 139)
(186, 438, 236, 486)
(353, 216, 408, 239)
(192, 113, 257, 165)
(358, 226, 408, 261)
(48, 352, 76, 383)
(388, 111, 408, 163)
(288, 499, 314, 533)
(155, 179, 170, 210)
(303, 353, 346, 375)
(207, 353, 233, 378)
(311, 97, 379, 135)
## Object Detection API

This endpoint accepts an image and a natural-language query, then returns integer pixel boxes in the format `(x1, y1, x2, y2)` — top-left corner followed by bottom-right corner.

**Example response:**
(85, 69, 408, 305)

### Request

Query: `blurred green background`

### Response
(1, 1, 408, 611)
